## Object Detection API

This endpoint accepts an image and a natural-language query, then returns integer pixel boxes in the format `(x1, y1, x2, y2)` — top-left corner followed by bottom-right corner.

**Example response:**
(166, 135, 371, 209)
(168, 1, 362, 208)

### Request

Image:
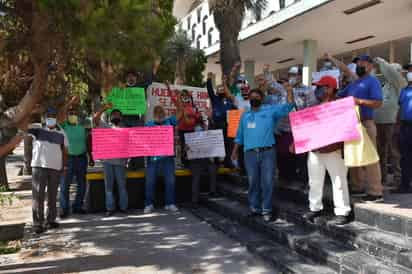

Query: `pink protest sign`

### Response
(92, 126, 174, 160)
(290, 97, 360, 154)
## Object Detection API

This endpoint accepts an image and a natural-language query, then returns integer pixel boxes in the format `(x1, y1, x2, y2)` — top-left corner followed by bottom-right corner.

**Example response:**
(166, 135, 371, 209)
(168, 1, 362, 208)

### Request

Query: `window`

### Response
(208, 28, 214, 47)
(197, 8, 202, 23)
(187, 16, 191, 30)
(202, 16, 208, 35)
(192, 25, 196, 41)
(196, 35, 202, 49)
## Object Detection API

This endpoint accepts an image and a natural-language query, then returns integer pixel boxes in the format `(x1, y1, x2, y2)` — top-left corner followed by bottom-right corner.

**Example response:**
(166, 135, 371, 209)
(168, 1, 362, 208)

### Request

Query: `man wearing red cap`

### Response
(303, 76, 351, 225)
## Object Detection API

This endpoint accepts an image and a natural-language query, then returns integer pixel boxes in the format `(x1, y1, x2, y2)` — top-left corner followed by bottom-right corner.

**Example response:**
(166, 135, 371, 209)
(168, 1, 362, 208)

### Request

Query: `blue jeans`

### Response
(244, 148, 276, 215)
(145, 157, 176, 207)
(103, 163, 128, 211)
(400, 124, 412, 189)
(60, 155, 87, 213)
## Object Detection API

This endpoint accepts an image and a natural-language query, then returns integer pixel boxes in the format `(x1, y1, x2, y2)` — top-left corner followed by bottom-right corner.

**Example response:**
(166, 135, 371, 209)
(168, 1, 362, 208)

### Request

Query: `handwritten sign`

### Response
(312, 69, 341, 88)
(106, 87, 146, 115)
(184, 130, 225, 160)
(146, 82, 210, 122)
(92, 126, 174, 160)
(290, 97, 360, 154)
(227, 110, 243, 138)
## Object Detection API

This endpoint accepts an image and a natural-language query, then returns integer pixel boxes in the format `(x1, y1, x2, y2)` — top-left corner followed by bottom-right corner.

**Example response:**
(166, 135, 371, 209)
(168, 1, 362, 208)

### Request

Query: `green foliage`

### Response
(0, 185, 14, 207)
(185, 49, 207, 87)
(0, 241, 20, 255)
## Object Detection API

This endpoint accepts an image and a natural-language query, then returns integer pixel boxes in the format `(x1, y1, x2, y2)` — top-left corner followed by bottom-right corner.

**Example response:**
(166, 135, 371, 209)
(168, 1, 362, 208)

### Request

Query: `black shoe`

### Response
(362, 195, 384, 203)
(303, 211, 323, 222)
(350, 190, 366, 197)
(247, 211, 261, 218)
(34, 226, 45, 235)
(329, 215, 350, 226)
(119, 209, 128, 214)
(209, 192, 219, 198)
(60, 212, 69, 219)
(46, 222, 60, 230)
(106, 211, 115, 217)
(73, 208, 86, 214)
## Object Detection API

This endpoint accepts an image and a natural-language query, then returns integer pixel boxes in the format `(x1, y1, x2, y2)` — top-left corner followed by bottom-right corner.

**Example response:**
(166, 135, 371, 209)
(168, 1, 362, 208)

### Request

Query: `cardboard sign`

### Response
(227, 110, 243, 138)
(92, 126, 174, 160)
(184, 130, 225, 160)
(106, 87, 146, 115)
(146, 82, 210, 122)
(290, 97, 360, 154)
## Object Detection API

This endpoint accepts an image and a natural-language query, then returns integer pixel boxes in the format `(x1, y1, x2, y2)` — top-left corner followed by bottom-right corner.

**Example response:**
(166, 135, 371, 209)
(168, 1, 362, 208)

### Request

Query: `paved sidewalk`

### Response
(0, 210, 276, 274)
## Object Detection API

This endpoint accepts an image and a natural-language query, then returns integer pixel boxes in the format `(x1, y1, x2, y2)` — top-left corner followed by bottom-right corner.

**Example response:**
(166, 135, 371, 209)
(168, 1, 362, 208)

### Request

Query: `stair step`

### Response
(202, 194, 411, 274)
(217, 181, 412, 270)
(189, 206, 337, 274)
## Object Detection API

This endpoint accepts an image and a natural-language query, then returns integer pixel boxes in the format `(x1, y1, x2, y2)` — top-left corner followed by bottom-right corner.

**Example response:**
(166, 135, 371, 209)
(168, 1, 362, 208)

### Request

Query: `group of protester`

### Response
(3, 52, 412, 234)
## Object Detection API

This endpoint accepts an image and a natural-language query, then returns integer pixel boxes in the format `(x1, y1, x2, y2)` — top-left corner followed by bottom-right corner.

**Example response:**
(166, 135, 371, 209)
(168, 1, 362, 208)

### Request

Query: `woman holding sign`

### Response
(143, 105, 179, 214)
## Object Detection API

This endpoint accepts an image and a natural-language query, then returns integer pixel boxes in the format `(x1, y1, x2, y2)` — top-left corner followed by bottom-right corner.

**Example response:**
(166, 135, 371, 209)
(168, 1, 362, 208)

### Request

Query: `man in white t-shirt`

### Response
(28, 107, 68, 234)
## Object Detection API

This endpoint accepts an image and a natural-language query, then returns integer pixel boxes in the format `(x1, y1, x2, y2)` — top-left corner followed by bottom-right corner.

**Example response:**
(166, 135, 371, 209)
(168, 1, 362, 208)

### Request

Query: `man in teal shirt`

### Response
(231, 87, 294, 222)
(58, 97, 91, 218)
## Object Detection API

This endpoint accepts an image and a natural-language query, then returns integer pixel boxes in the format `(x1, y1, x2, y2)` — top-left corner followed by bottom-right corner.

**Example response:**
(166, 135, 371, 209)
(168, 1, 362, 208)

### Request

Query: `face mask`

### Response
(356, 66, 367, 77)
(324, 62, 332, 68)
(111, 117, 121, 125)
(218, 93, 225, 98)
(68, 115, 78, 125)
(46, 118, 57, 128)
(315, 86, 327, 101)
(289, 77, 297, 86)
(407, 72, 412, 82)
(154, 116, 164, 125)
(250, 99, 262, 108)
(242, 94, 249, 100)
(236, 83, 242, 90)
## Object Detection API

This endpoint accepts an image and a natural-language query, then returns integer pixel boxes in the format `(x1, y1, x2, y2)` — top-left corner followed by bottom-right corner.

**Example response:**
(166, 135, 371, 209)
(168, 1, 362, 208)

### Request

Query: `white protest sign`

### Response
(146, 82, 210, 122)
(184, 129, 226, 160)
(312, 69, 341, 88)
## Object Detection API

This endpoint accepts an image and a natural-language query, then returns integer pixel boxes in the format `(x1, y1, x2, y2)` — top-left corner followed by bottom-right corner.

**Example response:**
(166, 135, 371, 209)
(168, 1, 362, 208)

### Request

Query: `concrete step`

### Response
(188, 205, 337, 274)
(201, 192, 411, 274)
(216, 181, 412, 271)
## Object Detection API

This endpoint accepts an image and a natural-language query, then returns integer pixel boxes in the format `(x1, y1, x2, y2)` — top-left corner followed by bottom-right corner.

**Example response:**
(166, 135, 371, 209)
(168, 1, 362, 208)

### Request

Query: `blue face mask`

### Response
(315, 86, 327, 101)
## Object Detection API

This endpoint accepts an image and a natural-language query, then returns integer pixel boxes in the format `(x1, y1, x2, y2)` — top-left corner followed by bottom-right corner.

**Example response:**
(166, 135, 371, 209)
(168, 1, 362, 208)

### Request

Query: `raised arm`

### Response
(93, 102, 113, 127)
(57, 96, 80, 124)
(375, 57, 407, 95)
(206, 72, 218, 102)
(324, 53, 358, 81)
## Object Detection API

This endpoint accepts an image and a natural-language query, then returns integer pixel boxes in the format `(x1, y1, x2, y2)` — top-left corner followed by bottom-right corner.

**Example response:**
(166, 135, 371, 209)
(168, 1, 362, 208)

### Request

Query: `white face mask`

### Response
(324, 62, 332, 68)
(289, 77, 297, 85)
(46, 118, 57, 128)
(407, 72, 412, 83)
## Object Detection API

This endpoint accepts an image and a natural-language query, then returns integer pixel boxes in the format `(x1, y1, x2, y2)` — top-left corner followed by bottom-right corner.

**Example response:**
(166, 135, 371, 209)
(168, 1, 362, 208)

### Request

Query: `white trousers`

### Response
(308, 150, 351, 216)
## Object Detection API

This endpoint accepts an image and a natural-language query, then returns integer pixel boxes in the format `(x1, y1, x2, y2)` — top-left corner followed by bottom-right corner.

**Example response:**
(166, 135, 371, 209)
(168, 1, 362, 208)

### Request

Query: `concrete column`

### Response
(244, 60, 256, 89)
(303, 39, 318, 86)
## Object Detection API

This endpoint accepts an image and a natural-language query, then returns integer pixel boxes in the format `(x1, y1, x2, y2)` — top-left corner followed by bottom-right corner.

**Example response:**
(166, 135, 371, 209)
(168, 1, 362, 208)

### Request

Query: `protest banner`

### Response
(290, 97, 360, 154)
(92, 126, 174, 160)
(146, 82, 210, 122)
(312, 69, 341, 88)
(227, 110, 243, 138)
(106, 87, 146, 115)
(184, 130, 225, 160)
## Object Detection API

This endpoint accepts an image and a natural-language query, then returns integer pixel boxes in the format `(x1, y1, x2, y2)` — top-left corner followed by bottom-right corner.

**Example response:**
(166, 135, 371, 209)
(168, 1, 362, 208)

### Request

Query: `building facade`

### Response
(173, 0, 412, 86)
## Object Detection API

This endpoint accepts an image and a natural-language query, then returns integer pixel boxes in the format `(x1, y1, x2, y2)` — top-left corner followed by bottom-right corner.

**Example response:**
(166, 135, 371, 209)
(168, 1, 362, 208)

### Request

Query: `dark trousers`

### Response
(400, 123, 412, 189)
(32, 167, 60, 227)
(212, 120, 234, 168)
(190, 159, 217, 203)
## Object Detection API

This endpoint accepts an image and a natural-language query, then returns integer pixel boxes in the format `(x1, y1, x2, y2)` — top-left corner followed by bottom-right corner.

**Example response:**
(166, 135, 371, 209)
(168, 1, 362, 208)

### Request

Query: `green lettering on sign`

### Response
(106, 87, 146, 115)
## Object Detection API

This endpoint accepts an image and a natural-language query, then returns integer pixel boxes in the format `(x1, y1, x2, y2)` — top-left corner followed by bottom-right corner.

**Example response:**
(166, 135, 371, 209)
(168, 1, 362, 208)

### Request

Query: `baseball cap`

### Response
(403, 63, 412, 71)
(357, 54, 374, 63)
(313, 76, 337, 89)
(46, 107, 57, 115)
(288, 66, 299, 74)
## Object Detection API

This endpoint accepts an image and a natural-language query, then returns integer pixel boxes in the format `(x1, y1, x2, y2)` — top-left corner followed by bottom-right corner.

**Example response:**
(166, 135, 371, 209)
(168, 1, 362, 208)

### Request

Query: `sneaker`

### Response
(362, 195, 384, 203)
(34, 226, 45, 235)
(329, 215, 350, 226)
(119, 209, 128, 214)
(262, 214, 272, 222)
(303, 211, 323, 222)
(46, 222, 60, 230)
(165, 205, 179, 212)
(144, 205, 154, 214)
(105, 211, 115, 217)
(350, 190, 367, 197)
(246, 211, 261, 218)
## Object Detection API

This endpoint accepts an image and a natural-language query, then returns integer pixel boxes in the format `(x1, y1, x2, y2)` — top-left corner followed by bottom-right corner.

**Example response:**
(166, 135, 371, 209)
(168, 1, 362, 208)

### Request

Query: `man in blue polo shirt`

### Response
(338, 55, 384, 203)
(397, 69, 412, 193)
(231, 87, 294, 222)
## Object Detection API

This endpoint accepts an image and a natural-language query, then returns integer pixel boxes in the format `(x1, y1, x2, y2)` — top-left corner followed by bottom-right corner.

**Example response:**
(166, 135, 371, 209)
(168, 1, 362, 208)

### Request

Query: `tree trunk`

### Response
(219, 28, 241, 76)
(0, 157, 8, 190)
(175, 57, 186, 84)
(23, 135, 32, 175)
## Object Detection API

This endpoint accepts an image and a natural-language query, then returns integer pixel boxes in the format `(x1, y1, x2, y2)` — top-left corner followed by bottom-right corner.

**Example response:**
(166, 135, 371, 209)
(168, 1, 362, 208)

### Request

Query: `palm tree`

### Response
(209, 0, 267, 76)
(164, 28, 196, 84)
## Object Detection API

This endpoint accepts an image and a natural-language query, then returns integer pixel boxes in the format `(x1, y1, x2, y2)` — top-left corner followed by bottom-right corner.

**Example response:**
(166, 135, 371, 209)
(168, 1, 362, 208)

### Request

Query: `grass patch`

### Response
(0, 240, 21, 255)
